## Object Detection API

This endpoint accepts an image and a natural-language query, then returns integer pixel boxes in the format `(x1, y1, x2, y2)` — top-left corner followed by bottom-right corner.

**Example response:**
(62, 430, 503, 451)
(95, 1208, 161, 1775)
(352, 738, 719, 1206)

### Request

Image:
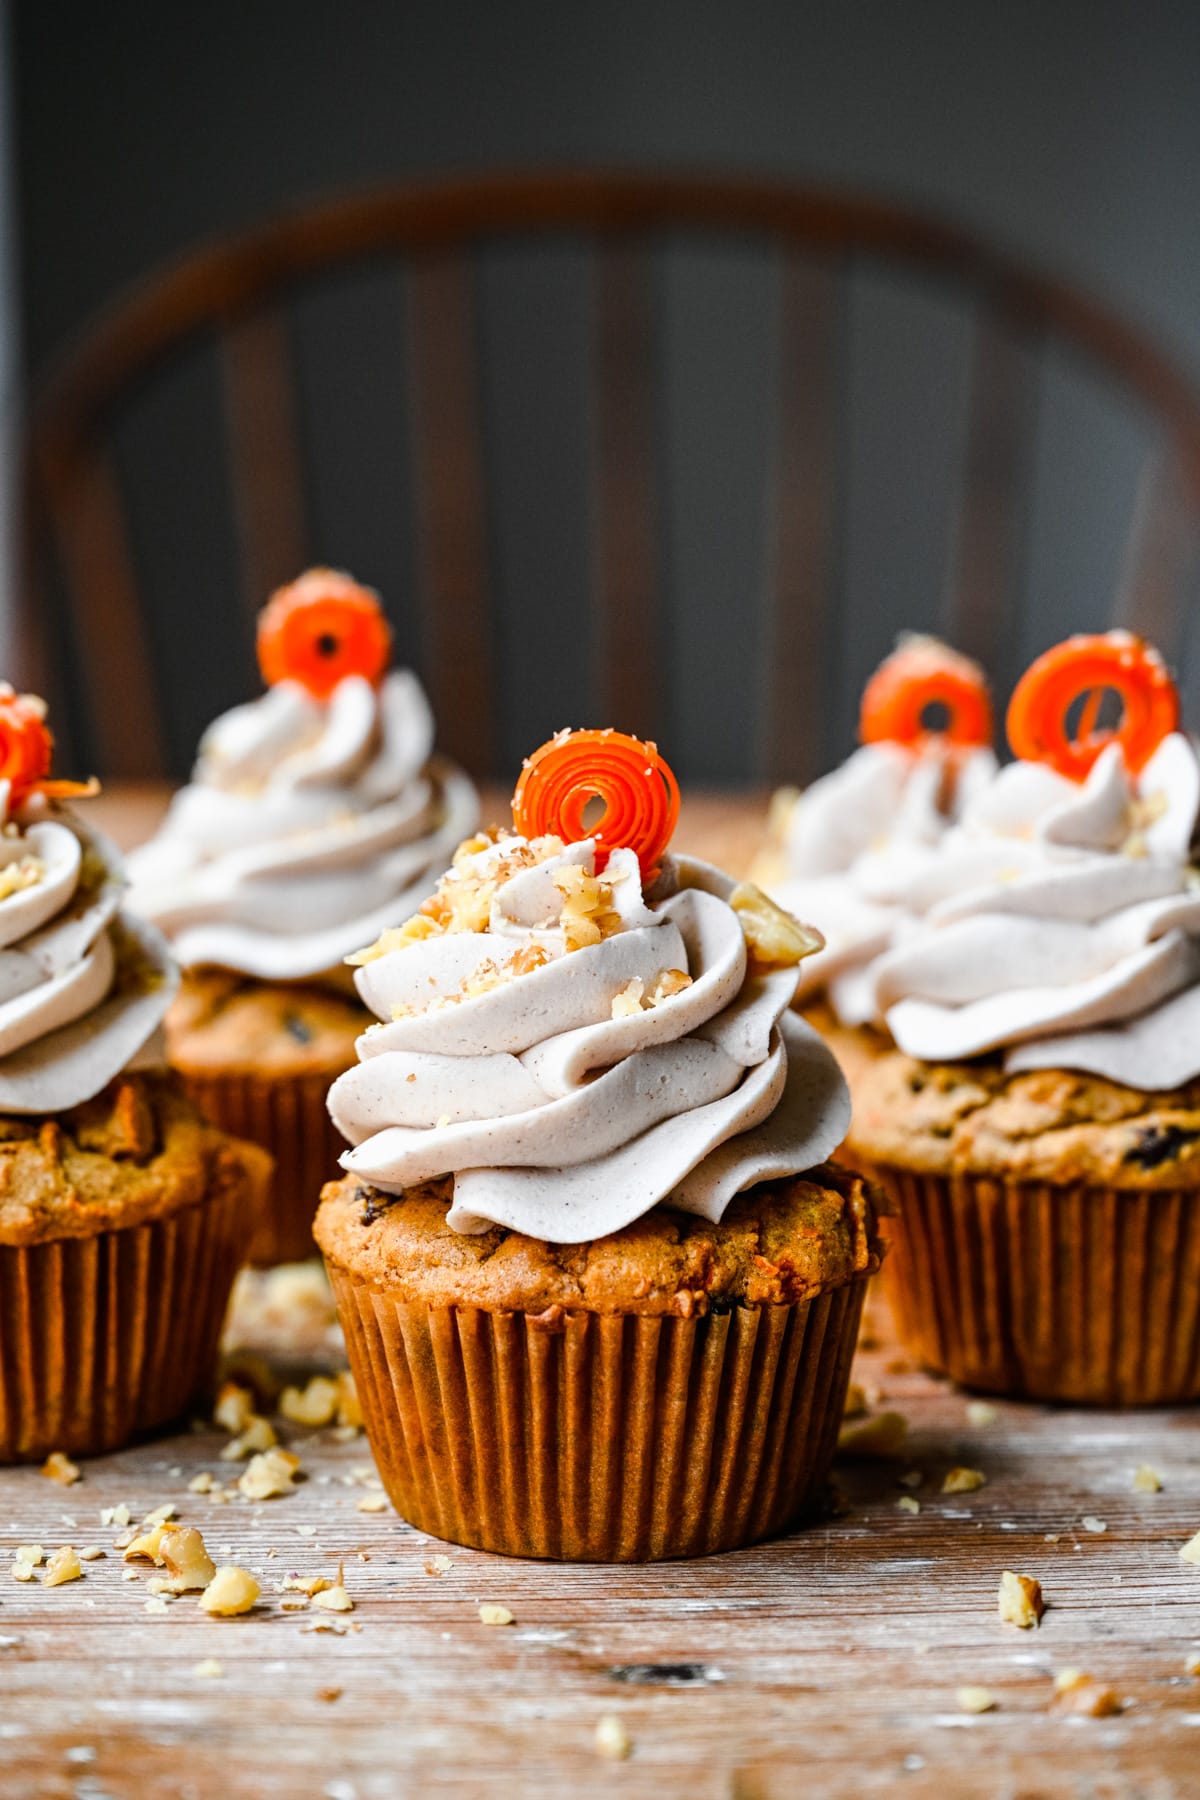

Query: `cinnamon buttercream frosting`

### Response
(0, 789, 176, 1114)
(759, 741, 998, 1024)
(862, 733, 1200, 1086)
(328, 833, 850, 1241)
(128, 670, 478, 980)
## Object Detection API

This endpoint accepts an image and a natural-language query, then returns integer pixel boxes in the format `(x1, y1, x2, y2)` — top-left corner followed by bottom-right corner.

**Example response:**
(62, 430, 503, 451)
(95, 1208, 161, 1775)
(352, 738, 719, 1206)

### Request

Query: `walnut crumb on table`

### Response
(943, 1468, 986, 1494)
(199, 1567, 260, 1616)
(955, 1686, 995, 1714)
(998, 1571, 1045, 1628)
(1179, 1531, 1200, 1566)
(40, 1452, 81, 1487)
(1050, 1670, 1121, 1717)
(837, 1411, 908, 1458)
(1133, 1464, 1163, 1493)
(594, 1715, 633, 1761)
(479, 1603, 515, 1626)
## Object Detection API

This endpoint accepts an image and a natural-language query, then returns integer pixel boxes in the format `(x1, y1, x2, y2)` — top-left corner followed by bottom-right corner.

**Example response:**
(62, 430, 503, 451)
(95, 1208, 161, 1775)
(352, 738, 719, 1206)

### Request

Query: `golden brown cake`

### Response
(317, 1165, 882, 1560)
(166, 971, 361, 1264)
(0, 1074, 269, 1463)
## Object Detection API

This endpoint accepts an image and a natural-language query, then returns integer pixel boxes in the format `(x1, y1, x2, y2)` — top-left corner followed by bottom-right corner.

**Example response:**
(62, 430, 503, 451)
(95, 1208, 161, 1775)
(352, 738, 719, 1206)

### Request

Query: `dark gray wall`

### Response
(14, 0, 1200, 779)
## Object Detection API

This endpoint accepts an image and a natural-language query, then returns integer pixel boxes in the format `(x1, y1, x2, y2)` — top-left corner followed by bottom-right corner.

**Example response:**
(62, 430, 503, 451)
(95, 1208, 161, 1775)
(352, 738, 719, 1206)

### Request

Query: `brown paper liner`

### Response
(0, 1180, 249, 1464)
(181, 1070, 345, 1265)
(328, 1266, 867, 1560)
(872, 1164, 1200, 1405)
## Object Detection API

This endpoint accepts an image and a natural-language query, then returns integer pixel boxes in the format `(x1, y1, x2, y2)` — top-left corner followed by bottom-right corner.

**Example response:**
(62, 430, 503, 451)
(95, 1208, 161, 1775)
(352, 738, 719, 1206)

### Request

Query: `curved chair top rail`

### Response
(22, 170, 1200, 781)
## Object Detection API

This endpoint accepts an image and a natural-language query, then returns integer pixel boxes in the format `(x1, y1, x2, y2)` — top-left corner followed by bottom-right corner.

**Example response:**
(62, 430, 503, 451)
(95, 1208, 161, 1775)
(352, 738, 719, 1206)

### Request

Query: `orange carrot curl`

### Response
(257, 568, 392, 698)
(512, 729, 680, 879)
(859, 637, 993, 751)
(1007, 632, 1179, 781)
(0, 687, 100, 813)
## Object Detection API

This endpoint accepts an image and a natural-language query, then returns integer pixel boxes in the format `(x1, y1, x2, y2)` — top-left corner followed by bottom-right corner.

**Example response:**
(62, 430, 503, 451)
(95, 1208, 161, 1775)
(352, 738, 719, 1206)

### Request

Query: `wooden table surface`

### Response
(2, 787, 1198, 1800)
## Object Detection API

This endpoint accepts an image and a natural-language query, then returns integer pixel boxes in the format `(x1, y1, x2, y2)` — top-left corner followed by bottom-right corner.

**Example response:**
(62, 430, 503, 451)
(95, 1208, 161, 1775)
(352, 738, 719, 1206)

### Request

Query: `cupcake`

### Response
(0, 686, 269, 1462)
(846, 632, 1200, 1403)
(128, 569, 478, 1263)
(752, 637, 996, 1082)
(315, 729, 881, 1561)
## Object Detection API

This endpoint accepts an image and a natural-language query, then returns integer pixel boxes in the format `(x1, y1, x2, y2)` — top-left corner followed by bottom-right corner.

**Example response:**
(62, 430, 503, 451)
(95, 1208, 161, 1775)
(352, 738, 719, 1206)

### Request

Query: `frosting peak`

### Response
(127, 668, 478, 980)
(329, 833, 849, 1242)
(0, 792, 176, 1115)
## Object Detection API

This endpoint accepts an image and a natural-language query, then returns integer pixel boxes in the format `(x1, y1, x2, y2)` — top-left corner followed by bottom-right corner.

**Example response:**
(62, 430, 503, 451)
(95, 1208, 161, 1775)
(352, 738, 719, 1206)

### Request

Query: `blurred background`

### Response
(8, 0, 1200, 784)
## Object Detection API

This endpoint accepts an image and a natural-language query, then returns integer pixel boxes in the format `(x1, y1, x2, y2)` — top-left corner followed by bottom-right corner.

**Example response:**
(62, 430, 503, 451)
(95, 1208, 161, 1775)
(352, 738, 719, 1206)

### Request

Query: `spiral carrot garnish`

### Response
(512, 729, 680, 879)
(859, 637, 993, 752)
(1007, 632, 1179, 781)
(257, 568, 392, 699)
(0, 688, 97, 813)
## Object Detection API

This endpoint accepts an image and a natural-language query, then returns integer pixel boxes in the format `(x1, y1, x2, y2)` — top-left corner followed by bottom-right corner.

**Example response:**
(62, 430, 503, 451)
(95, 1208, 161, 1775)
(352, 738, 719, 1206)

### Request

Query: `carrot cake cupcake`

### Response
(128, 568, 477, 1262)
(316, 729, 881, 1560)
(0, 686, 269, 1462)
(847, 632, 1200, 1403)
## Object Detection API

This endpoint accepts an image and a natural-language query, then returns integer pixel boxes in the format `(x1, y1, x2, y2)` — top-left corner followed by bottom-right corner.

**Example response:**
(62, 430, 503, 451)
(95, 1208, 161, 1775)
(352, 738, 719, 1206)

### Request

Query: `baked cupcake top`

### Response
(860, 633, 1200, 1088)
(127, 569, 478, 981)
(328, 729, 851, 1242)
(0, 686, 176, 1115)
(755, 638, 997, 1024)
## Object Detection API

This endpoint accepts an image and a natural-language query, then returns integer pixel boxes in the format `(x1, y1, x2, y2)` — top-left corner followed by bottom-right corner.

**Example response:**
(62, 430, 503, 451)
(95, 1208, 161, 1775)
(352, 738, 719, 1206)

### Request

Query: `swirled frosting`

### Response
(759, 742, 998, 1025)
(0, 791, 176, 1114)
(329, 834, 850, 1240)
(861, 733, 1200, 1087)
(128, 671, 478, 980)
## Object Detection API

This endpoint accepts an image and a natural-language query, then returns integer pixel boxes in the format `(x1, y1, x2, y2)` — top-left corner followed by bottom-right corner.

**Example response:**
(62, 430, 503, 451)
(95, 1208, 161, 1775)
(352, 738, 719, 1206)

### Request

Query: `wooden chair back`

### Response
(21, 171, 1200, 782)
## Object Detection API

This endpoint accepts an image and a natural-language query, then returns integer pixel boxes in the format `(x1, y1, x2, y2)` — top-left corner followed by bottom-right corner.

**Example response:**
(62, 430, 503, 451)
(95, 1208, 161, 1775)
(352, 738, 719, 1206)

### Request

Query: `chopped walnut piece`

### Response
(144, 1596, 169, 1616)
(966, 1401, 997, 1427)
(40, 1452, 81, 1487)
(15, 1545, 44, 1567)
(10, 1561, 36, 1583)
(213, 1382, 255, 1436)
(280, 1376, 340, 1429)
(238, 1448, 300, 1501)
(478, 1603, 515, 1626)
(123, 1524, 170, 1565)
(281, 1575, 333, 1597)
(594, 1714, 633, 1761)
(189, 1473, 217, 1495)
(610, 977, 645, 1019)
(1133, 1465, 1163, 1493)
(198, 1567, 260, 1616)
(956, 1686, 995, 1714)
(42, 1547, 83, 1588)
(1081, 1516, 1107, 1535)
(897, 1496, 921, 1515)
(551, 863, 624, 952)
(312, 1585, 354, 1614)
(729, 882, 824, 971)
(998, 1571, 1045, 1629)
(1179, 1530, 1200, 1565)
(425, 1556, 453, 1577)
(77, 1546, 104, 1563)
(193, 1659, 224, 1680)
(220, 1416, 277, 1461)
(837, 1411, 908, 1458)
(1050, 1670, 1121, 1717)
(160, 1528, 216, 1594)
(943, 1467, 987, 1494)
(356, 1494, 388, 1514)
(141, 1504, 178, 1528)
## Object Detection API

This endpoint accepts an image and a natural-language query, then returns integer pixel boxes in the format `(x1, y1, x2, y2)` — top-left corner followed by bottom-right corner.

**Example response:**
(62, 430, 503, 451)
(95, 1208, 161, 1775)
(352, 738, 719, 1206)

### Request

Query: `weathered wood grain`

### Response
(1, 789, 1196, 1799)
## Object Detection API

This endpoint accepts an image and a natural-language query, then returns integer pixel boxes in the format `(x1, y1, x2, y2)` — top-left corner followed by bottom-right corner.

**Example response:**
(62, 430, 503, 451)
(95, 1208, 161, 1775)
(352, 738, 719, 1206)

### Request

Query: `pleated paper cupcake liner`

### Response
(872, 1164, 1200, 1405)
(0, 1181, 250, 1464)
(327, 1267, 868, 1561)
(181, 1069, 346, 1266)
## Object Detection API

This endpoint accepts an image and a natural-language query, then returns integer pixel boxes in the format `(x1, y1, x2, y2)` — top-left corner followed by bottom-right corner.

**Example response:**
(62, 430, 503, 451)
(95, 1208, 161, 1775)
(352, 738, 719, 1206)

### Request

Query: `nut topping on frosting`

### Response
(329, 732, 849, 1243)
